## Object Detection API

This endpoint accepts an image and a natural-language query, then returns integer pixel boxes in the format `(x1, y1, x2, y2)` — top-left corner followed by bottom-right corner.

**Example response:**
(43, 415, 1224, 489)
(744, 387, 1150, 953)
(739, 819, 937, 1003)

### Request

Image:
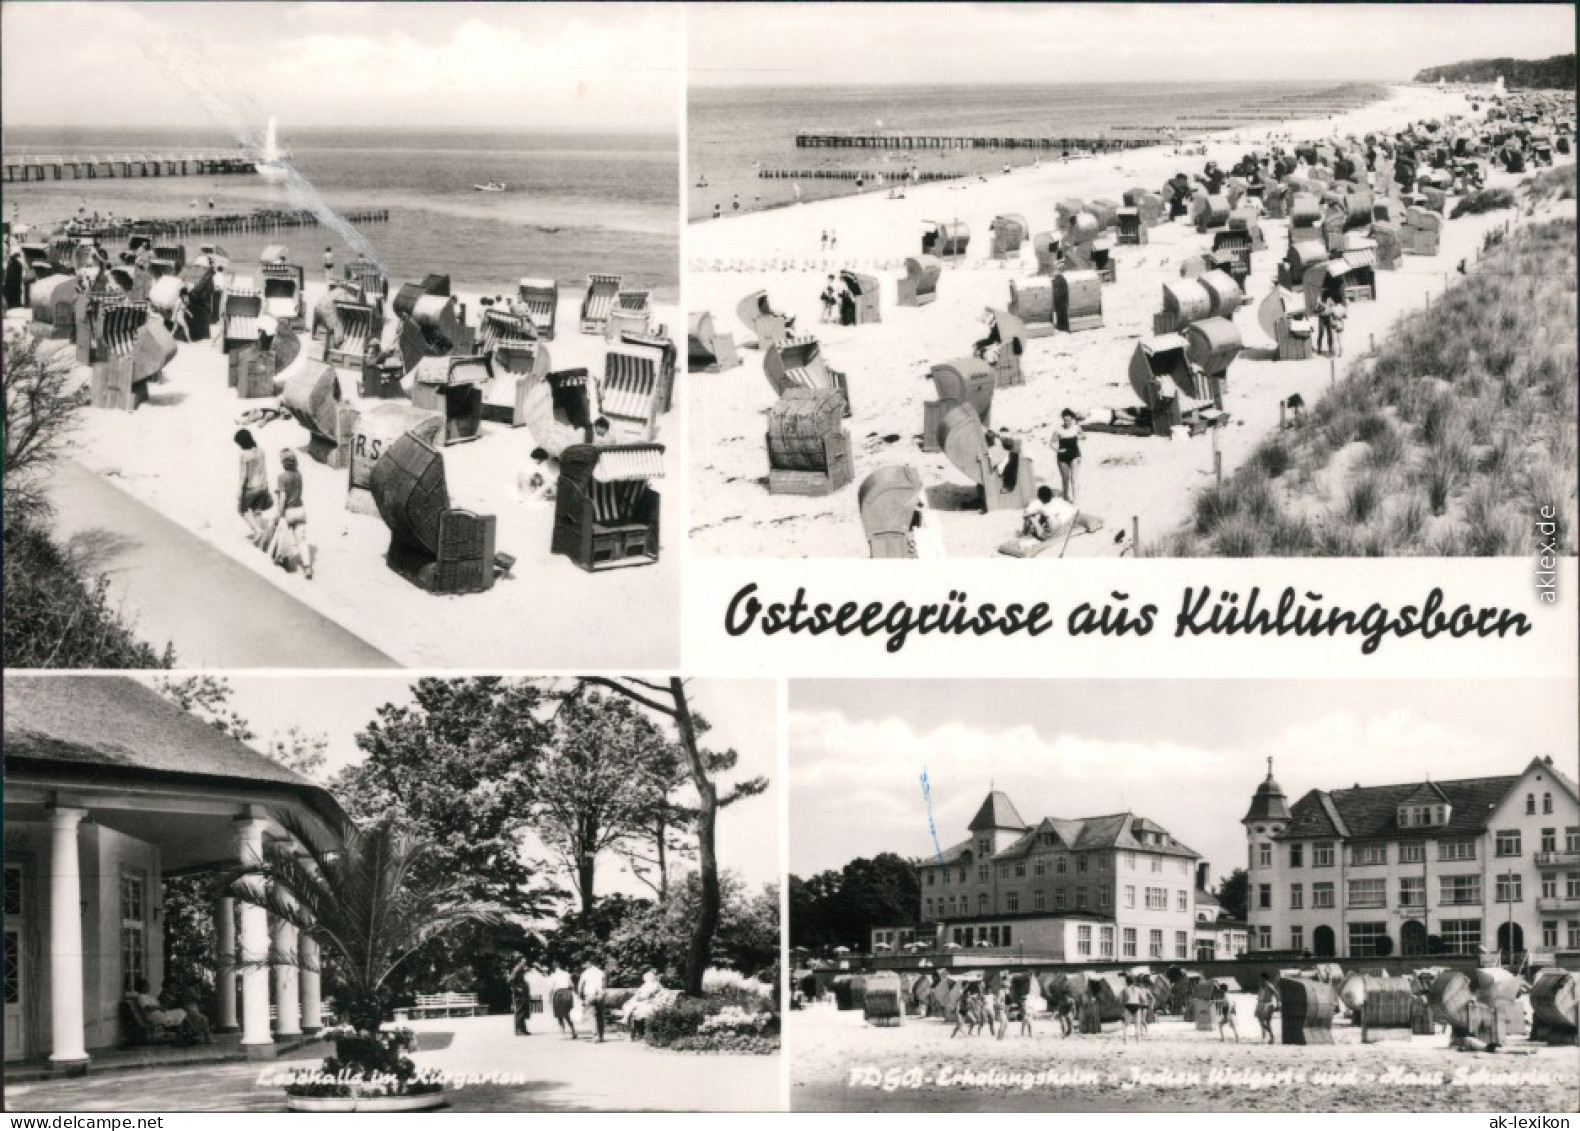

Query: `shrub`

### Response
(643, 990, 780, 1055)
(1344, 472, 1385, 525)
(1255, 439, 1292, 479)
(1450, 188, 1515, 218)
(1211, 515, 1261, 558)
(1362, 423, 1406, 471)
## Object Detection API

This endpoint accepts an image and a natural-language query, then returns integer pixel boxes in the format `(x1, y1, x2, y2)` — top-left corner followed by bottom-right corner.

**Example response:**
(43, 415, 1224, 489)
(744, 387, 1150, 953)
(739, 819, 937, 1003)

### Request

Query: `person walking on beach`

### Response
(270, 450, 313, 578)
(732, 193, 740, 212)
(1213, 981, 1241, 1043)
(820, 230, 828, 251)
(233, 429, 273, 547)
(828, 229, 837, 250)
(1255, 973, 1280, 1044)
(172, 288, 195, 343)
(549, 964, 578, 1038)
(1055, 408, 1084, 505)
(819, 275, 837, 323)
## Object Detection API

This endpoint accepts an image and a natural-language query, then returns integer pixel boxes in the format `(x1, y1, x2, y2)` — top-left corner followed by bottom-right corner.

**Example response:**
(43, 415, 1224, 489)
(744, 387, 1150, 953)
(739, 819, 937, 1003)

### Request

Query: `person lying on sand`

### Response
(999, 486, 1103, 558)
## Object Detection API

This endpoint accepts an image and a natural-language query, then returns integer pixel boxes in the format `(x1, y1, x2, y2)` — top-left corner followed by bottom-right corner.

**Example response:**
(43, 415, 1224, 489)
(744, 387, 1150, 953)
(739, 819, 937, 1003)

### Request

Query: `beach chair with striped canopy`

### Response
(736, 289, 794, 350)
(763, 335, 849, 416)
(687, 311, 740, 373)
(359, 314, 428, 399)
(618, 329, 678, 415)
(478, 306, 537, 357)
(261, 262, 305, 329)
(921, 358, 994, 453)
(858, 466, 923, 559)
(604, 288, 652, 340)
(344, 260, 388, 310)
(1116, 207, 1146, 245)
(897, 256, 940, 306)
(222, 280, 263, 355)
(579, 273, 623, 334)
(551, 443, 664, 571)
(600, 344, 666, 440)
(325, 296, 384, 367)
(371, 429, 505, 594)
(1128, 333, 1200, 436)
(482, 337, 551, 427)
(516, 277, 558, 339)
(175, 264, 215, 340)
(939, 402, 1035, 513)
(90, 302, 176, 412)
(410, 355, 488, 446)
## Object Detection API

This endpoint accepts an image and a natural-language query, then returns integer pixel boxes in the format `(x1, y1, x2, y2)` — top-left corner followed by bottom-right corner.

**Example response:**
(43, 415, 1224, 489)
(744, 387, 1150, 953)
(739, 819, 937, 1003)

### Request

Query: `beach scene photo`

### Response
(686, 5, 1577, 559)
(787, 678, 1580, 1112)
(3, 3, 682, 668)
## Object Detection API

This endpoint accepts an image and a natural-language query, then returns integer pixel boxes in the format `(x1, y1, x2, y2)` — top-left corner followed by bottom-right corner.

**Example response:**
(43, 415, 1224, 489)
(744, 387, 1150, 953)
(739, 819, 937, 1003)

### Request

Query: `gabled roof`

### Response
(985, 811, 1199, 861)
(4, 675, 344, 824)
(1397, 781, 1451, 808)
(967, 791, 1028, 832)
(928, 838, 974, 867)
(1279, 773, 1523, 841)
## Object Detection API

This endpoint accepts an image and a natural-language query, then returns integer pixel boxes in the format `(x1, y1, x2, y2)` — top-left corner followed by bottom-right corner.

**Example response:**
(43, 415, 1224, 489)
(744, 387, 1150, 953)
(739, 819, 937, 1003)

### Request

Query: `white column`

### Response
(235, 818, 273, 1048)
(299, 934, 322, 1034)
(271, 912, 301, 1038)
(214, 895, 238, 1032)
(47, 807, 89, 1067)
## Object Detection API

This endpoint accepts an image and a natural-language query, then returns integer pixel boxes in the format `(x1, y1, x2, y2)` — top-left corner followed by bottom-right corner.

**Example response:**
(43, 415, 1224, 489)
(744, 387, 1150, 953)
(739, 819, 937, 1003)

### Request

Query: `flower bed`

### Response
(281, 1024, 445, 1103)
(644, 990, 780, 1054)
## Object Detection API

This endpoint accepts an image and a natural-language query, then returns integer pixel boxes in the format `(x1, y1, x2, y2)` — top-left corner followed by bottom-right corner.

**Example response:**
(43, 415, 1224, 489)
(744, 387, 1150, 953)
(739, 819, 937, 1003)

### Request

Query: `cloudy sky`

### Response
(789, 680, 1577, 883)
(691, 3, 1576, 86)
(2, 3, 679, 133)
(132, 675, 778, 896)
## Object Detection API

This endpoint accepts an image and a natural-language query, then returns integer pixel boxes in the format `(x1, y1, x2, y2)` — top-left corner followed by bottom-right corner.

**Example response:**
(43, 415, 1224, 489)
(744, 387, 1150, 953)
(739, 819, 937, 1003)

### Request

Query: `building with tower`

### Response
(1243, 756, 1580, 963)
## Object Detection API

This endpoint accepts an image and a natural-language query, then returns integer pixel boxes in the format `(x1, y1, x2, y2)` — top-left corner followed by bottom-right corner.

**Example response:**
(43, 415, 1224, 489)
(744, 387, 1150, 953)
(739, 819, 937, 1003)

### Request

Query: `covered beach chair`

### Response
(89, 303, 176, 413)
(1116, 207, 1146, 245)
(152, 242, 186, 275)
(1193, 194, 1231, 232)
(28, 273, 80, 340)
(1184, 316, 1242, 401)
(477, 306, 538, 358)
(921, 220, 969, 260)
(896, 256, 941, 307)
(976, 308, 1027, 388)
(411, 293, 470, 355)
(282, 363, 358, 468)
(1129, 333, 1203, 437)
(1053, 270, 1103, 332)
(921, 358, 995, 453)
(940, 402, 1035, 513)
(221, 281, 263, 355)
(838, 270, 881, 325)
(1371, 222, 1403, 270)
(857, 466, 923, 558)
(519, 368, 597, 459)
(344, 260, 388, 311)
(482, 338, 551, 427)
(579, 273, 623, 333)
(763, 335, 849, 416)
(346, 403, 442, 515)
(1152, 278, 1213, 335)
(736, 290, 794, 350)
(606, 289, 653, 341)
(617, 329, 677, 415)
(1089, 199, 1120, 230)
(1257, 286, 1313, 361)
(176, 264, 216, 340)
(371, 429, 505, 594)
(766, 387, 853, 497)
(1198, 269, 1244, 318)
(393, 273, 452, 321)
(410, 355, 489, 446)
(1031, 232, 1062, 275)
(517, 277, 558, 339)
(1289, 192, 1323, 243)
(261, 262, 305, 329)
(1280, 977, 1338, 1045)
(601, 342, 668, 439)
(989, 213, 1028, 260)
(360, 314, 427, 399)
(1402, 208, 1442, 255)
(687, 311, 740, 373)
(324, 296, 385, 367)
(551, 443, 664, 571)
(1007, 277, 1056, 338)
(1277, 240, 1329, 291)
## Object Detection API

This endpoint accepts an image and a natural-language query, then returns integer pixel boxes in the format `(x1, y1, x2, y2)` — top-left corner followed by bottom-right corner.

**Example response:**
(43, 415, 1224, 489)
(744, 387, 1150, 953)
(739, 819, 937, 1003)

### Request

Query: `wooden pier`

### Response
(2, 153, 260, 184)
(757, 168, 966, 183)
(794, 132, 1177, 152)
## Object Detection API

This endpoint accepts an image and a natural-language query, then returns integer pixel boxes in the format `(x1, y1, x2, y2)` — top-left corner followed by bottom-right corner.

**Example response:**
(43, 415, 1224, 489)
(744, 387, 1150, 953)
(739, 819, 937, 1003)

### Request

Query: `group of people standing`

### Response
(233, 429, 314, 578)
(507, 957, 670, 1044)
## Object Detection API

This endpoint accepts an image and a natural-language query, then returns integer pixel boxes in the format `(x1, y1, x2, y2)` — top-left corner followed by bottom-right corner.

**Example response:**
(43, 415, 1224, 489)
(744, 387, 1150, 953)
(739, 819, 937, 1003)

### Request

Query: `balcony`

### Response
(1536, 896, 1580, 913)
(1534, 851, 1580, 868)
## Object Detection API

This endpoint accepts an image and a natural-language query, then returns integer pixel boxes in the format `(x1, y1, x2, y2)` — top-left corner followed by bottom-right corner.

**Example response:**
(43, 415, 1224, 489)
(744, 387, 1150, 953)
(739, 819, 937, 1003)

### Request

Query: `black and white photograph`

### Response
(787, 679, 1580, 1111)
(4, 673, 781, 1112)
(2, 2, 681, 669)
(686, 4, 1577, 560)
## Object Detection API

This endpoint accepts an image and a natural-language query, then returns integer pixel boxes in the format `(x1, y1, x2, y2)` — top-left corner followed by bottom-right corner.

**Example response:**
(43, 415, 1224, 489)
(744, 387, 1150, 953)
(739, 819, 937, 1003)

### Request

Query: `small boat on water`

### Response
(474, 181, 507, 193)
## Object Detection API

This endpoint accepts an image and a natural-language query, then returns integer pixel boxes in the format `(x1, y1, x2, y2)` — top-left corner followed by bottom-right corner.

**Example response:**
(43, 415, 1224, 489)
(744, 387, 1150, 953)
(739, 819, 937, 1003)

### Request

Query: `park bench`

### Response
(393, 992, 486, 1022)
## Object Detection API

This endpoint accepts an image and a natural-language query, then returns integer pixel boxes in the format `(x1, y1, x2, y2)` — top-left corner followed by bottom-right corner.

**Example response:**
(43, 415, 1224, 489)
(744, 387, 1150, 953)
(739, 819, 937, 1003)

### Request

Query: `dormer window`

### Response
(1397, 803, 1449, 829)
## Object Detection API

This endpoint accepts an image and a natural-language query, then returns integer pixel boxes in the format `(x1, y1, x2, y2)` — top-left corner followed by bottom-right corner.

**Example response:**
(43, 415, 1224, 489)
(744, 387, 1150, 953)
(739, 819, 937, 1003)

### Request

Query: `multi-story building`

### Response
(903, 791, 1201, 963)
(1243, 756, 1580, 963)
(1192, 865, 1249, 960)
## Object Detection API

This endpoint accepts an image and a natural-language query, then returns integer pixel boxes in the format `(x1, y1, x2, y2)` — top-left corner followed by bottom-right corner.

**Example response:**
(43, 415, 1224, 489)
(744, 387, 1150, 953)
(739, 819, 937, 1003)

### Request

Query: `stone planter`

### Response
(286, 1089, 445, 1113)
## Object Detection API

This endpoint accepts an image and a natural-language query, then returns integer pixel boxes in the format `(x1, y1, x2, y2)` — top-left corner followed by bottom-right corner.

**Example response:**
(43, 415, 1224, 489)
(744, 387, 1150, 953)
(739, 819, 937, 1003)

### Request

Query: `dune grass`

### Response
(1167, 217, 1578, 557)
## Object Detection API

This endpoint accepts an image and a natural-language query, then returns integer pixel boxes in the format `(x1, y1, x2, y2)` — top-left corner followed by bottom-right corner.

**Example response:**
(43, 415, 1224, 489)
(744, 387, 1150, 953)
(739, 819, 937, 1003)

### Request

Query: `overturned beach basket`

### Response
(410, 355, 489, 446)
(1289, 193, 1323, 243)
(282, 364, 358, 468)
(1008, 277, 1057, 338)
(764, 335, 849, 416)
(766, 388, 853, 497)
(1528, 968, 1578, 1045)
(484, 338, 551, 427)
(687, 311, 740, 373)
(922, 220, 969, 260)
(839, 270, 882, 325)
(579, 273, 623, 334)
(1278, 240, 1329, 291)
(371, 430, 501, 595)
(858, 465, 923, 559)
(1184, 316, 1242, 390)
(348, 404, 441, 514)
(551, 443, 664, 572)
(980, 308, 1027, 387)
(1031, 232, 1062, 275)
(1280, 977, 1337, 1045)
(1117, 207, 1146, 245)
(897, 256, 941, 307)
(922, 358, 995, 453)
(516, 277, 559, 339)
(393, 273, 452, 321)
(989, 213, 1029, 260)
(261, 262, 305, 329)
(941, 402, 1035, 512)
(28, 273, 79, 340)
(601, 342, 670, 439)
(1258, 287, 1313, 361)
(862, 972, 906, 1027)
(1194, 194, 1231, 232)
(222, 284, 265, 355)
(1357, 975, 1417, 1042)
(324, 297, 384, 368)
(1053, 270, 1103, 332)
(1129, 333, 1197, 437)
(478, 307, 538, 357)
(1153, 278, 1213, 335)
(736, 289, 793, 350)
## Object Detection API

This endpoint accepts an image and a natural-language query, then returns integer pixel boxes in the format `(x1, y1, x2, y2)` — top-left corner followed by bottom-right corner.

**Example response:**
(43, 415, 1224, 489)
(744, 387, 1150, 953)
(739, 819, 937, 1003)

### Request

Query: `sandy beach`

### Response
(687, 83, 1575, 558)
(790, 999, 1580, 1112)
(9, 284, 680, 668)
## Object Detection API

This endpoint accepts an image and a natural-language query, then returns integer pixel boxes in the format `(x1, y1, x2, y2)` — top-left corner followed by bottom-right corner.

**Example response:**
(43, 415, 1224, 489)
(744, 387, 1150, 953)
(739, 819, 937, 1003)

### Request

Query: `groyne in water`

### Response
(3, 153, 262, 183)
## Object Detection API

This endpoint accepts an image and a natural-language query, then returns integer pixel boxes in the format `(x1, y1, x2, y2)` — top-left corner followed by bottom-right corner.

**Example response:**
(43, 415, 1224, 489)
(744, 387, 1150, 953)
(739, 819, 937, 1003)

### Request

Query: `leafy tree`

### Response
(788, 855, 919, 953)
(601, 871, 779, 984)
(156, 676, 257, 740)
(1215, 867, 1250, 922)
(4, 329, 80, 529)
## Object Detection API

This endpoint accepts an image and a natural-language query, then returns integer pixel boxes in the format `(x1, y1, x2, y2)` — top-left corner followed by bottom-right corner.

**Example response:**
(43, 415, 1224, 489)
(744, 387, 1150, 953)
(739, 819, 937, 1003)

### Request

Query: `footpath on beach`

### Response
(49, 458, 398, 668)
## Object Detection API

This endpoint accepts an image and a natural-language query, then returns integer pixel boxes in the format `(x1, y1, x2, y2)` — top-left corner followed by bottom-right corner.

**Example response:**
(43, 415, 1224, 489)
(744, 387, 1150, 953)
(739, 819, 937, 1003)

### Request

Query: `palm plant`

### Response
(226, 808, 522, 1037)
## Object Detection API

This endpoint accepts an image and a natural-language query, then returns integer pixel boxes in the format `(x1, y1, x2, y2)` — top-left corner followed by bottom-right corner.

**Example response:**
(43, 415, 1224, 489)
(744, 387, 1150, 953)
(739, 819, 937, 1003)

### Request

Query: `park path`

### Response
(47, 459, 398, 669)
